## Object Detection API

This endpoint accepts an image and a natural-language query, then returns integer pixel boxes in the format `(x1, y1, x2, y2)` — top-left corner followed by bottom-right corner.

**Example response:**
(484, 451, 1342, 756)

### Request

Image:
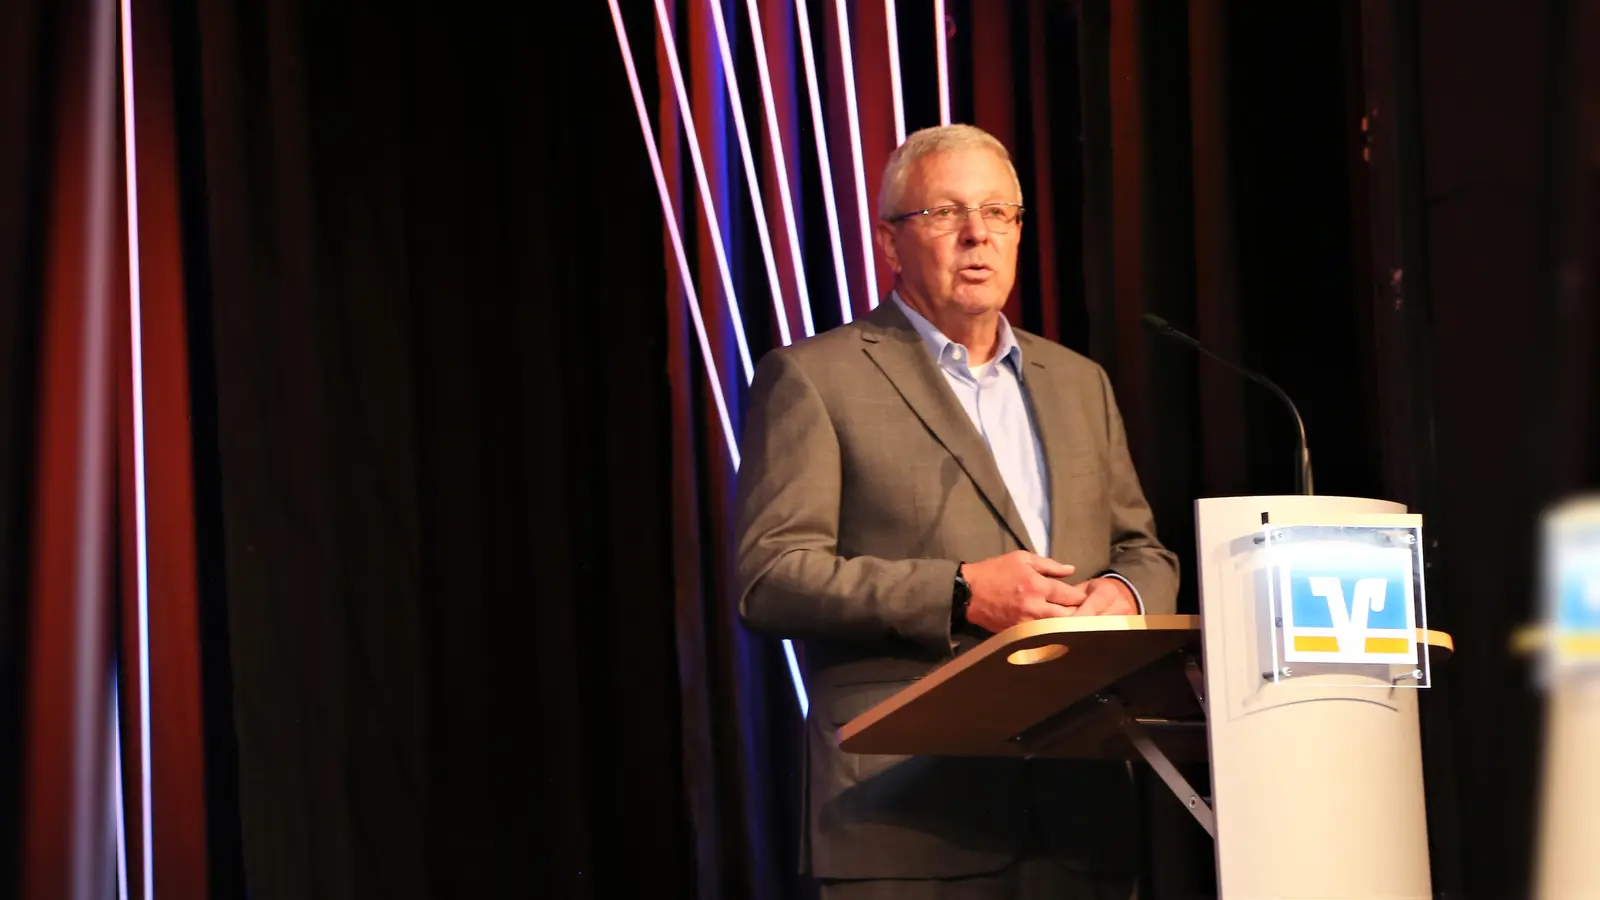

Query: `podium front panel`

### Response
(1533, 495, 1600, 898)
(1196, 496, 1432, 900)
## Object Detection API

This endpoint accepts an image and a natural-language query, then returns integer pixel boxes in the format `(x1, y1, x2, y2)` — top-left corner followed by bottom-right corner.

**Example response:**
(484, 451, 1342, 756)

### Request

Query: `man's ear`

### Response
(874, 221, 900, 274)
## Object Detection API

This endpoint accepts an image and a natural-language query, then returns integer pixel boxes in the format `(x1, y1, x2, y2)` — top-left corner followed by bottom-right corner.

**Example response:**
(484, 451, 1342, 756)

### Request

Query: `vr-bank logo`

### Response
(1277, 545, 1419, 666)
(1550, 525, 1600, 661)
(1557, 570, 1600, 632)
(1552, 523, 1600, 630)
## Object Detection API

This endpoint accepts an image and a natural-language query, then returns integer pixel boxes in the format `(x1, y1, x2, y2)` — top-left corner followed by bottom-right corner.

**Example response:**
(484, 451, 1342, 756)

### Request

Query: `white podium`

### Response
(1529, 495, 1600, 899)
(1196, 495, 1441, 899)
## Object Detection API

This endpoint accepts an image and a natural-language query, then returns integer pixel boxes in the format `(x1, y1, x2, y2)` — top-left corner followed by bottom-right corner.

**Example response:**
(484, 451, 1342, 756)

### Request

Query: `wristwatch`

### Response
(952, 562, 972, 627)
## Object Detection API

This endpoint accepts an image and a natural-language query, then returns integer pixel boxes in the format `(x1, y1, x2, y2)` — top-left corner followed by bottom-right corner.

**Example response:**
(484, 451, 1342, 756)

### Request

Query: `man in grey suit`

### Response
(733, 125, 1179, 899)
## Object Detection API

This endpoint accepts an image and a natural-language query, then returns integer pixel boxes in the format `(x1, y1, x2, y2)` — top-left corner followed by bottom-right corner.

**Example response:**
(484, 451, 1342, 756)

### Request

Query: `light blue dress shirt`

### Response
(891, 293, 1143, 611)
(892, 293, 1052, 554)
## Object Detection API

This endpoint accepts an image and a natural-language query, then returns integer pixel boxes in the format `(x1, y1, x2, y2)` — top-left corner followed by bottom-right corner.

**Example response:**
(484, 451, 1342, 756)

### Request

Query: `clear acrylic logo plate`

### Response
(1540, 499, 1600, 684)
(1256, 523, 1432, 689)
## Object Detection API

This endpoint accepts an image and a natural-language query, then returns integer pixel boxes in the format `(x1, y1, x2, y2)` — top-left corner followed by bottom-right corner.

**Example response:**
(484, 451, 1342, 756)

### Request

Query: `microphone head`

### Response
(1140, 313, 1173, 334)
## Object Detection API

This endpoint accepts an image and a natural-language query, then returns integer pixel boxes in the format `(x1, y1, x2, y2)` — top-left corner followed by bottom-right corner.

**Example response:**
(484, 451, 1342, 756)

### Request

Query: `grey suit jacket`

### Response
(733, 300, 1180, 881)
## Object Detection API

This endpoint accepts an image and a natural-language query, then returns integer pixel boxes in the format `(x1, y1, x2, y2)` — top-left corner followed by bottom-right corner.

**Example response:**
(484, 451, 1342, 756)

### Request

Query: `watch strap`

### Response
(952, 562, 972, 627)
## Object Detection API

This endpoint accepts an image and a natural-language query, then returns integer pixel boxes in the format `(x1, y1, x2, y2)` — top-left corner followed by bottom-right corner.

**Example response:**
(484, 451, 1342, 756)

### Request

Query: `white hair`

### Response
(876, 124, 1024, 220)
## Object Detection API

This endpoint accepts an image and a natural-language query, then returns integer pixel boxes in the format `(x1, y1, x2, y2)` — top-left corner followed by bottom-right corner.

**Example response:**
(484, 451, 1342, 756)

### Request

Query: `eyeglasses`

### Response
(887, 202, 1025, 234)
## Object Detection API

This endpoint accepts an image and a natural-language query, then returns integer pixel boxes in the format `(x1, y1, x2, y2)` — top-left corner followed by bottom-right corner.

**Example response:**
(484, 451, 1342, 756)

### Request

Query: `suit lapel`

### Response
(859, 303, 1037, 554)
(1015, 333, 1084, 562)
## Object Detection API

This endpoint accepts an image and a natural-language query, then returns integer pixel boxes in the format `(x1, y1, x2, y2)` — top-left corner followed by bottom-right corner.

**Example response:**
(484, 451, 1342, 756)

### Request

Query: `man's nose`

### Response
(959, 211, 992, 245)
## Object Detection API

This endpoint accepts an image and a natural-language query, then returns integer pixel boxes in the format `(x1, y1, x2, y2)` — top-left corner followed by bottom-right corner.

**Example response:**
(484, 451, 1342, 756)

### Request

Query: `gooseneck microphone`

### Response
(1140, 314, 1315, 496)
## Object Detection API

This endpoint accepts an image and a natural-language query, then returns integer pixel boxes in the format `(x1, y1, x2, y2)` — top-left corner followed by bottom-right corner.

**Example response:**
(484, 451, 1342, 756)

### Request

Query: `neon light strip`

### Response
(111, 677, 129, 900)
(793, 0, 854, 324)
(884, 0, 906, 145)
(609, 2, 808, 716)
(935, 0, 950, 125)
(707, 0, 790, 347)
(608, 0, 740, 467)
(743, 0, 815, 702)
(116, 2, 155, 895)
(653, 0, 756, 383)
(745, 0, 815, 338)
(833, 0, 879, 309)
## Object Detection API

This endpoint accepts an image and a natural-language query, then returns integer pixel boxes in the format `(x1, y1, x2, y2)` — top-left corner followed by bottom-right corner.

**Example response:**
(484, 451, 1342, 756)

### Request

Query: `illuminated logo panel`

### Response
(1276, 543, 1419, 666)
(1547, 508, 1600, 665)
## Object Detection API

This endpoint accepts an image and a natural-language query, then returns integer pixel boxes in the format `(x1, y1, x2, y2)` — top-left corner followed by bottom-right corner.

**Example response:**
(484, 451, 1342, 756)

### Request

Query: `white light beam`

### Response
(708, 0, 791, 346)
(116, 2, 155, 896)
(935, 0, 950, 124)
(608, 0, 742, 466)
(834, 0, 880, 309)
(654, 0, 756, 382)
(609, 2, 810, 717)
(794, 0, 855, 324)
(885, 0, 907, 144)
(745, 0, 816, 337)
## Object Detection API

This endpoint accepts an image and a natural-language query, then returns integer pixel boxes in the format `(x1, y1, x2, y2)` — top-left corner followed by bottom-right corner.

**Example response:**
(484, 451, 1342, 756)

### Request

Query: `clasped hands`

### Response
(960, 550, 1136, 634)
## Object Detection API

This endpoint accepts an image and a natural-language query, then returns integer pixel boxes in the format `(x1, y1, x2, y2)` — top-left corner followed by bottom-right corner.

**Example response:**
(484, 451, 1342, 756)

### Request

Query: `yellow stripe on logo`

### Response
(1556, 633, 1600, 658)
(1291, 636, 1414, 654)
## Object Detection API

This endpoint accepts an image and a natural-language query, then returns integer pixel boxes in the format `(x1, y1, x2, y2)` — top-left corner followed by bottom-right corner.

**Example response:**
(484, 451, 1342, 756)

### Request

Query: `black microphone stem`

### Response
(1141, 314, 1315, 496)
(1187, 342, 1314, 496)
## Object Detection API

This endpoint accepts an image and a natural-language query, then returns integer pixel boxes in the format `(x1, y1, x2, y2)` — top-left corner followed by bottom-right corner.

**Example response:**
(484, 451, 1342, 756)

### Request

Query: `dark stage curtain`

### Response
(180, 1, 690, 896)
(1404, 0, 1600, 894)
(0, 0, 55, 893)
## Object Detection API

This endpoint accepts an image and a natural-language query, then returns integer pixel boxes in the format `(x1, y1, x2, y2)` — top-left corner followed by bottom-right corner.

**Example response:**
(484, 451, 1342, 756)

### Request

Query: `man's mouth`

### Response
(958, 263, 993, 280)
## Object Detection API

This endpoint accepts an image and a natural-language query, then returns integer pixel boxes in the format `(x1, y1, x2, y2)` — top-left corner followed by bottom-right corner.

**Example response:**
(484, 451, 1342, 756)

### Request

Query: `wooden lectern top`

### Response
(836, 615, 1455, 762)
(837, 615, 1203, 760)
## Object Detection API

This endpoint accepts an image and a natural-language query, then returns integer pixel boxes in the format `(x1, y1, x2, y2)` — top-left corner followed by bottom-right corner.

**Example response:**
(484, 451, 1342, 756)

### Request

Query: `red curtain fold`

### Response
(22, 1, 123, 897)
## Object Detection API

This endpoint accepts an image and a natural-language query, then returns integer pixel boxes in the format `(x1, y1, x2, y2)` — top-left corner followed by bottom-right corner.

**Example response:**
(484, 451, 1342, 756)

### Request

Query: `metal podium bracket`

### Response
(1185, 655, 1208, 716)
(1097, 693, 1217, 838)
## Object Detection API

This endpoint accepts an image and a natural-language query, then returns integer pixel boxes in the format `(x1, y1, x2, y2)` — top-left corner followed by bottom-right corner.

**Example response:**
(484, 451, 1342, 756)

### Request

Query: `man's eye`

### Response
(931, 207, 959, 219)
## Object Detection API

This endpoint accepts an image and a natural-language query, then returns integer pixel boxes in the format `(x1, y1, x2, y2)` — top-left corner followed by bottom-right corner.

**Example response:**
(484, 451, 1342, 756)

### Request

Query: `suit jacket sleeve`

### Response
(733, 350, 958, 656)
(1097, 366, 1180, 614)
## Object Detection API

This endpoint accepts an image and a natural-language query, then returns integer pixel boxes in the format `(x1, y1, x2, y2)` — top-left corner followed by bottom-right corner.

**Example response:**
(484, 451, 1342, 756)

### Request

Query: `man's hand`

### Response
(1073, 576, 1139, 617)
(960, 550, 1087, 633)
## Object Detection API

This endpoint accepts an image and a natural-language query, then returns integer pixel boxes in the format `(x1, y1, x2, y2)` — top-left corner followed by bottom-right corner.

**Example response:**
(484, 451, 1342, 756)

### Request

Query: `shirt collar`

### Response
(890, 291, 1024, 375)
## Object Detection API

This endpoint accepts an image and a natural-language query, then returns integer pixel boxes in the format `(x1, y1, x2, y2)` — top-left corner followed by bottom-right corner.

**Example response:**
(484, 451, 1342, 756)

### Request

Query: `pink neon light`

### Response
(834, 0, 880, 309)
(935, 0, 950, 125)
(740, 1, 818, 710)
(611, 3, 810, 714)
(607, 0, 740, 467)
(654, 0, 756, 382)
(116, 0, 155, 896)
(111, 683, 128, 900)
(885, 0, 906, 145)
(708, 0, 791, 347)
(746, 0, 816, 338)
(793, 0, 855, 324)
